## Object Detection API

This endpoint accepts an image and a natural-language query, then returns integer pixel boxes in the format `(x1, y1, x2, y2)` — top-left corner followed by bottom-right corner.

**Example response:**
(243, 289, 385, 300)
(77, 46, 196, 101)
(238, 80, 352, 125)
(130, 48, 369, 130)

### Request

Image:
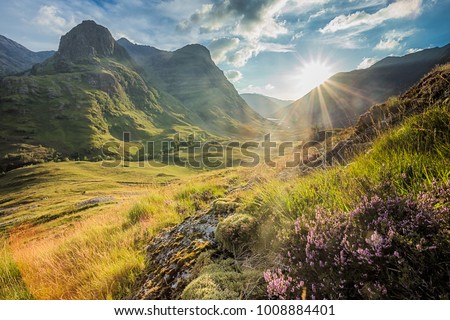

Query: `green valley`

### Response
(1, 16, 449, 302)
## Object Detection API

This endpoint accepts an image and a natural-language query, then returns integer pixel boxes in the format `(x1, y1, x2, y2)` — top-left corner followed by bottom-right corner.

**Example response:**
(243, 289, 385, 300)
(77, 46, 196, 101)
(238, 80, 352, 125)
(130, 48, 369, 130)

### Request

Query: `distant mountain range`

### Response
(239, 93, 293, 118)
(0, 21, 267, 170)
(1, 20, 450, 171)
(0, 35, 54, 78)
(277, 43, 450, 129)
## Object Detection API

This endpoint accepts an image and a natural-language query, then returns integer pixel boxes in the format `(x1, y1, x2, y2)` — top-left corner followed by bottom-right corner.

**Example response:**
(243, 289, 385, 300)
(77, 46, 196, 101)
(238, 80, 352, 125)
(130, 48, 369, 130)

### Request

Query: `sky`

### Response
(1, 0, 450, 100)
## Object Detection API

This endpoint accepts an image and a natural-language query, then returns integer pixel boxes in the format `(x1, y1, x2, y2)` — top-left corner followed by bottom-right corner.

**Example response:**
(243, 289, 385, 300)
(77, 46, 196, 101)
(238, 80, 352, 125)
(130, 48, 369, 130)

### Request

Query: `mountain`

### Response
(240, 93, 293, 118)
(0, 35, 54, 78)
(277, 43, 450, 130)
(0, 21, 209, 171)
(0, 20, 272, 171)
(117, 38, 268, 136)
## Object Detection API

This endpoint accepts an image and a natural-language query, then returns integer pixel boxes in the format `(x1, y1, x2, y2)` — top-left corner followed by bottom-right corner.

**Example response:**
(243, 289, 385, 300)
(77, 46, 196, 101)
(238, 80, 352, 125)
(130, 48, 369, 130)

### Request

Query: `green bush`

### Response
(181, 258, 264, 300)
(212, 199, 239, 215)
(215, 214, 257, 256)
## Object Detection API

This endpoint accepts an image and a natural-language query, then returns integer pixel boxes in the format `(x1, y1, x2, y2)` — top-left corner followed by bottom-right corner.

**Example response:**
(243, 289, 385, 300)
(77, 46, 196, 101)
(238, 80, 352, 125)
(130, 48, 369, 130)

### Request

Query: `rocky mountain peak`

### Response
(56, 20, 117, 62)
(175, 44, 212, 61)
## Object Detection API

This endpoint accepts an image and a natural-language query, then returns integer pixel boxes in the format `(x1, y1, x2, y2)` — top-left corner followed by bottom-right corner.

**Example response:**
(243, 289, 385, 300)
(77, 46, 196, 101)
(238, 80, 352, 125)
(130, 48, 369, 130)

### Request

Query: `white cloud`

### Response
(291, 31, 304, 41)
(283, 0, 330, 13)
(225, 70, 243, 83)
(319, 28, 368, 49)
(33, 5, 76, 34)
(224, 41, 294, 67)
(320, 0, 423, 34)
(228, 44, 258, 67)
(357, 57, 379, 69)
(375, 38, 400, 50)
(208, 38, 240, 64)
(260, 42, 295, 53)
(177, 0, 294, 67)
(406, 47, 425, 54)
(179, 0, 289, 40)
(375, 29, 416, 51)
(240, 83, 276, 95)
(308, 8, 328, 22)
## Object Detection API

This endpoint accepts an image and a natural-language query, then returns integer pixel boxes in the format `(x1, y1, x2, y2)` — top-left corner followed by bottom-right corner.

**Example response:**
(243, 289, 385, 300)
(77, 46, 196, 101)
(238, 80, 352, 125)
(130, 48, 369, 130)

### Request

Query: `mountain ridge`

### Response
(0, 20, 270, 171)
(0, 35, 54, 78)
(117, 38, 269, 136)
(277, 42, 450, 130)
(0, 21, 212, 171)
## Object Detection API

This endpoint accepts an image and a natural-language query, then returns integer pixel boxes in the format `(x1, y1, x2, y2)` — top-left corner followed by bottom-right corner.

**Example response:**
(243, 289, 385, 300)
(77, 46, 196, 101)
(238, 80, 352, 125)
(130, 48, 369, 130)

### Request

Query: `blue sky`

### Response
(1, 0, 450, 99)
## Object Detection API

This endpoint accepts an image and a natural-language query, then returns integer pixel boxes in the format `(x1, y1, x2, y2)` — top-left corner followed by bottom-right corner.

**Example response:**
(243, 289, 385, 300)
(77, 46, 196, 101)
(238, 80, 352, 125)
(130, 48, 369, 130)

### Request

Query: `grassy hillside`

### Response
(0, 56, 210, 172)
(0, 161, 211, 299)
(118, 39, 270, 137)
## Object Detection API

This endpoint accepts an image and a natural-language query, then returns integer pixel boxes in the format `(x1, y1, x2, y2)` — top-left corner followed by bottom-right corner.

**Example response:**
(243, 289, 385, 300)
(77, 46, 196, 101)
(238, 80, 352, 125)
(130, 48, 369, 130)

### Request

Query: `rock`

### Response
(56, 20, 117, 62)
(132, 199, 239, 300)
(76, 196, 115, 208)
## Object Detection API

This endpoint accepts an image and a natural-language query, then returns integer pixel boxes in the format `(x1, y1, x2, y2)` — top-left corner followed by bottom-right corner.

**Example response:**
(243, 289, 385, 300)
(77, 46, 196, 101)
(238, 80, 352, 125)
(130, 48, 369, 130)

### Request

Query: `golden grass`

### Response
(9, 199, 143, 299)
(1, 160, 241, 299)
(0, 238, 33, 299)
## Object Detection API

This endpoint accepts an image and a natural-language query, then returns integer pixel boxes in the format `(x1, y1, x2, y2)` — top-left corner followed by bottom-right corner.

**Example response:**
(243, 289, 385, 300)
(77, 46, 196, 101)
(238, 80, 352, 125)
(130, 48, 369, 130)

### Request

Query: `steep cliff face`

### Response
(56, 20, 126, 62)
(33, 20, 130, 74)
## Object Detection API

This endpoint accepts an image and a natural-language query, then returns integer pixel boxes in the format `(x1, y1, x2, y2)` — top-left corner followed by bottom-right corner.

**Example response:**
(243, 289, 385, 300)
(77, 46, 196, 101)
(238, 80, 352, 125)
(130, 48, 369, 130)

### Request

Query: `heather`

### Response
(261, 103, 450, 299)
(264, 181, 450, 299)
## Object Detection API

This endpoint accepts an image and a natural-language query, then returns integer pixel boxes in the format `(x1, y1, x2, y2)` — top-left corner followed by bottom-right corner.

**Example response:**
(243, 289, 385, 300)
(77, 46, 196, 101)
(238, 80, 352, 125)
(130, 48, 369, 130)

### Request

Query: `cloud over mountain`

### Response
(320, 0, 423, 34)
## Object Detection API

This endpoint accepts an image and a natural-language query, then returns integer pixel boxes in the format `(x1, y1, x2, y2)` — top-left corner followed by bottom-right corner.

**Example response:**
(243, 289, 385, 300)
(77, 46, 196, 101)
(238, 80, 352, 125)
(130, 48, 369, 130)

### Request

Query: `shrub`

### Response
(181, 258, 264, 300)
(212, 199, 239, 215)
(215, 214, 258, 257)
(264, 180, 450, 299)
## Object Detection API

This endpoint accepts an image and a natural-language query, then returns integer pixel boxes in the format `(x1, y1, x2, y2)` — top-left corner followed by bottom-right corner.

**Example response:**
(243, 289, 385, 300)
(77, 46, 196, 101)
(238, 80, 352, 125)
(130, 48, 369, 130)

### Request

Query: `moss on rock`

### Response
(215, 213, 257, 256)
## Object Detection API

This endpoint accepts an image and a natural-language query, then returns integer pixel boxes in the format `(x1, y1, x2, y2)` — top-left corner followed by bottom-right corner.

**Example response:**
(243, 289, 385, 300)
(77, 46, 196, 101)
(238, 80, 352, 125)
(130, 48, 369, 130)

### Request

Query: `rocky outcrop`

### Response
(56, 20, 126, 62)
(132, 198, 239, 300)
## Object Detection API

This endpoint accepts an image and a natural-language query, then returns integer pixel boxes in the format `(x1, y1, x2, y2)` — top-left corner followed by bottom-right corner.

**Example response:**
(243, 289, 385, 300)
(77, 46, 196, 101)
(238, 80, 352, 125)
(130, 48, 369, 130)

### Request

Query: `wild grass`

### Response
(0, 238, 33, 299)
(0, 159, 234, 299)
(174, 183, 226, 215)
(247, 104, 450, 230)
(9, 200, 145, 299)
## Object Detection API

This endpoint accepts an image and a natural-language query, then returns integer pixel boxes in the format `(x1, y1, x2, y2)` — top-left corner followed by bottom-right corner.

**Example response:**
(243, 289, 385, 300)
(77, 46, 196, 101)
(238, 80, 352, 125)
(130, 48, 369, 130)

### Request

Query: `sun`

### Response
(299, 60, 333, 91)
